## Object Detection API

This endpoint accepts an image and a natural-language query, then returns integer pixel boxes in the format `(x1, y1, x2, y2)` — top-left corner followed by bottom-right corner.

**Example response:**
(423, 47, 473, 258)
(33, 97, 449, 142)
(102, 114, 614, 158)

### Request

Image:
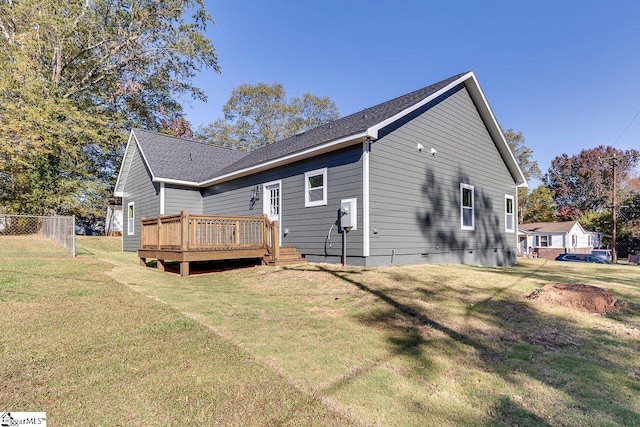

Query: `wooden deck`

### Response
(138, 211, 305, 276)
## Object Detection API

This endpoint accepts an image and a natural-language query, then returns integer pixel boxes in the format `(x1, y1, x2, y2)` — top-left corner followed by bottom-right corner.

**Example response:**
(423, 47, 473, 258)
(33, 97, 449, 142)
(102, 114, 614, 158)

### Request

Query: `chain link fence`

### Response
(0, 214, 76, 257)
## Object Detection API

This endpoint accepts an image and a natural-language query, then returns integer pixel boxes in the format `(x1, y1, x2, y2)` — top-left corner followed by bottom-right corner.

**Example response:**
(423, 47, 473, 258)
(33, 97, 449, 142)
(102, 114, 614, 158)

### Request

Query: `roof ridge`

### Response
(212, 71, 472, 177)
(132, 128, 246, 154)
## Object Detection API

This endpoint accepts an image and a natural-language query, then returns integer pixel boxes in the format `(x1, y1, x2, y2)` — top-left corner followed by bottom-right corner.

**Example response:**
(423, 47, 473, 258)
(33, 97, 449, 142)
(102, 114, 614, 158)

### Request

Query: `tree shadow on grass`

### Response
(486, 396, 552, 427)
(310, 264, 640, 426)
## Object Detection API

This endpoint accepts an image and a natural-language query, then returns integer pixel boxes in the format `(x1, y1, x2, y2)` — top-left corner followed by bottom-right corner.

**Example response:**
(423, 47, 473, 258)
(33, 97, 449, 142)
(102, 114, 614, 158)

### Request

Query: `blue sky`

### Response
(184, 0, 640, 186)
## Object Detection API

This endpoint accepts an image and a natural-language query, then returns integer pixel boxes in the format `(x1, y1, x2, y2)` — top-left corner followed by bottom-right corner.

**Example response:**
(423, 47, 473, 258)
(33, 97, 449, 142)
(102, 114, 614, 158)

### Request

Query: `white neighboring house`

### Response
(105, 198, 123, 236)
(518, 221, 603, 260)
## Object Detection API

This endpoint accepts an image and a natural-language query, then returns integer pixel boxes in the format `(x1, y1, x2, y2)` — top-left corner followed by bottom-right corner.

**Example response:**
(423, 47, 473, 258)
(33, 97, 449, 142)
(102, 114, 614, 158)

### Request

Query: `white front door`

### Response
(263, 181, 282, 245)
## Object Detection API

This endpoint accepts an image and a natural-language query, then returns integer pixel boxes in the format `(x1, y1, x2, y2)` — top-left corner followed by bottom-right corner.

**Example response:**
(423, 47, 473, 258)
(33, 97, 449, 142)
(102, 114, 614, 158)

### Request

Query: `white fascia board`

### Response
(366, 72, 474, 138)
(366, 71, 528, 189)
(133, 133, 156, 183)
(198, 131, 370, 187)
(464, 73, 528, 188)
(572, 221, 587, 235)
(113, 130, 136, 197)
(154, 177, 200, 187)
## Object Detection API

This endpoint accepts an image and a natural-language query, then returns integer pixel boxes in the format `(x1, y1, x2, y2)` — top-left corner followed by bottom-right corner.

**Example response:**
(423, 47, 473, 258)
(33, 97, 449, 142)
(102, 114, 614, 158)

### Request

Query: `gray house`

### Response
(114, 71, 527, 267)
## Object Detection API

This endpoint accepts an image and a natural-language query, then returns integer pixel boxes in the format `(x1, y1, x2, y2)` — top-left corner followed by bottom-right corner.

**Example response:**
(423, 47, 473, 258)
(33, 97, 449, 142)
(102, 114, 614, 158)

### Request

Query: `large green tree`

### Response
(503, 129, 541, 223)
(503, 129, 541, 182)
(198, 83, 340, 151)
(521, 185, 556, 223)
(0, 0, 218, 217)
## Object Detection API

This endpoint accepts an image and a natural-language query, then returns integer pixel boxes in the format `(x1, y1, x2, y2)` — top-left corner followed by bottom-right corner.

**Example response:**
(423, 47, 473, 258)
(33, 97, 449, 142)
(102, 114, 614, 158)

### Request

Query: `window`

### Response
(460, 183, 474, 230)
(536, 235, 549, 247)
(572, 235, 577, 246)
(127, 202, 135, 235)
(305, 168, 327, 207)
(505, 195, 515, 232)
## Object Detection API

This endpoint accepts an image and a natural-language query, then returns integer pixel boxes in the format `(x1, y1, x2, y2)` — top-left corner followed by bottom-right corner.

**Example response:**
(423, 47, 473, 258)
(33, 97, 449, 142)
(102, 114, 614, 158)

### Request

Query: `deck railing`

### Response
(140, 211, 279, 260)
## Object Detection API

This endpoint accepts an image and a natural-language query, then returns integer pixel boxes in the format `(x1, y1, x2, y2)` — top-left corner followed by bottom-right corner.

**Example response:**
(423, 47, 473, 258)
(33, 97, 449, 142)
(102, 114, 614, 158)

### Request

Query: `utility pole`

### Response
(601, 155, 620, 263)
(611, 158, 617, 264)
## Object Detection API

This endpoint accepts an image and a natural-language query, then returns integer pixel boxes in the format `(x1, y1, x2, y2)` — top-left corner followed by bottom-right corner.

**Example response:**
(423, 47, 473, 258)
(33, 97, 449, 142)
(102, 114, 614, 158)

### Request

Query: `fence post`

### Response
(72, 215, 76, 257)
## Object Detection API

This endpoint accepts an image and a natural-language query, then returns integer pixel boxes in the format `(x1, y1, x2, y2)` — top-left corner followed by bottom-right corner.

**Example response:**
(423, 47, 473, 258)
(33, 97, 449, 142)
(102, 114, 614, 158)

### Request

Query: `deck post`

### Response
(157, 216, 162, 249)
(140, 217, 146, 247)
(262, 215, 268, 248)
(271, 220, 280, 262)
(235, 220, 240, 245)
(181, 210, 189, 251)
(140, 257, 146, 266)
(180, 261, 190, 277)
(157, 259, 165, 272)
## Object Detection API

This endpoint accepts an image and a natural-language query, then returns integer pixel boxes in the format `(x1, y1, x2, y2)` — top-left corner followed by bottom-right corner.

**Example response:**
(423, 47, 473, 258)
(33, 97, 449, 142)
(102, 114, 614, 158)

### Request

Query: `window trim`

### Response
(537, 235, 549, 247)
(460, 183, 475, 230)
(127, 202, 135, 236)
(304, 167, 328, 207)
(505, 195, 515, 233)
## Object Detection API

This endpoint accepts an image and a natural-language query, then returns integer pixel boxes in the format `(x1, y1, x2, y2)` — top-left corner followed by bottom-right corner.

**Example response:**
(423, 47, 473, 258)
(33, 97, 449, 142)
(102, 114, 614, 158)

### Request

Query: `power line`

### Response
(612, 107, 640, 147)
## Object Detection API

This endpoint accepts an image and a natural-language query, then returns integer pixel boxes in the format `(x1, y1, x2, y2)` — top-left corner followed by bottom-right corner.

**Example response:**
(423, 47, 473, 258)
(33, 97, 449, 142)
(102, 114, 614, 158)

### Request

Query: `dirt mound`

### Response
(525, 283, 618, 314)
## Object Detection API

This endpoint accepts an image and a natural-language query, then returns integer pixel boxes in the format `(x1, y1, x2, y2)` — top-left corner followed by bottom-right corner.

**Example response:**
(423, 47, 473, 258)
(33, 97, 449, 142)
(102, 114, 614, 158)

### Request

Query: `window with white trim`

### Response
(505, 195, 515, 232)
(572, 235, 577, 246)
(536, 235, 549, 247)
(460, 183, 474, 230)
(305, 168, 327, 207)
(127, 202, 135, 235)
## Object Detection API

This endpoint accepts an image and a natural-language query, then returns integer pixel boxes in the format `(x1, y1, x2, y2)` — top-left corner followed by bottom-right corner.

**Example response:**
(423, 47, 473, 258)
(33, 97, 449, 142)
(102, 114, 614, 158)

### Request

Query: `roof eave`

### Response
(197, 131, 371, 187)
(366, 71, 528, 188)
(113, 130, 136, 197)
(153, 177, 200, 187)
(463, 73, 528, 188)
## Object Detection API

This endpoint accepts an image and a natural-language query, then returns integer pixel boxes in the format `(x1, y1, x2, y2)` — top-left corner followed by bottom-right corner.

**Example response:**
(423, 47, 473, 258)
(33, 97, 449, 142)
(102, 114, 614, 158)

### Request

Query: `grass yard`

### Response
(0, 236, 350, 426)
(2, 236, 640, 426)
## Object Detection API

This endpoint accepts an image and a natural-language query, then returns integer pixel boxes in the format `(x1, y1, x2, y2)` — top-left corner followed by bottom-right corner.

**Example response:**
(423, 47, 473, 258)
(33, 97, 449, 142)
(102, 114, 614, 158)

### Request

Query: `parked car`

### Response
(555, 253, 611, 264)
(591, 249, 612, 262)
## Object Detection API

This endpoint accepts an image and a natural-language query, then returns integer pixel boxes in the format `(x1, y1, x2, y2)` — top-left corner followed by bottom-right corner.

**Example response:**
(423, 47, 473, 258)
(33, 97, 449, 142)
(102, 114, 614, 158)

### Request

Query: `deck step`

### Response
(267, 258, 307, 266)
(266, 246, 307, 266)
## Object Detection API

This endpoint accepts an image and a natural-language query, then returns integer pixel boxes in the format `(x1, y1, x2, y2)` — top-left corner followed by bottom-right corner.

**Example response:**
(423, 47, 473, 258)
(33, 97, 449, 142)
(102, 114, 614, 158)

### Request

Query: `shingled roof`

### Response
(213, 72, 469, 178)
(519, 221, 585, 233)
(115, 71, 527, 194)
(132, 130, 246, 182)
(113, 130, 246, 196)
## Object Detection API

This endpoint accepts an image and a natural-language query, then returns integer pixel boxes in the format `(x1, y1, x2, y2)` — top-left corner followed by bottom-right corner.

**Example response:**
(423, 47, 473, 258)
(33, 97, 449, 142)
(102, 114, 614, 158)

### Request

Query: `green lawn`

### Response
(0, 236, 351, 426)
(2, 236, 639, 426)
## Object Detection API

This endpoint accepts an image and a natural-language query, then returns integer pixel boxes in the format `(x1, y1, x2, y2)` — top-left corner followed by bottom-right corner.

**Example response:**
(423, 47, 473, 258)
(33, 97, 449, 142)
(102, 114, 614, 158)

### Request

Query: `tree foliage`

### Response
(197, 83, 340, 151)
(0, 0, 218, 217)
(503, 129, 541, 182)
(543, 146, 640, 221)
(521, 185, 556, 223)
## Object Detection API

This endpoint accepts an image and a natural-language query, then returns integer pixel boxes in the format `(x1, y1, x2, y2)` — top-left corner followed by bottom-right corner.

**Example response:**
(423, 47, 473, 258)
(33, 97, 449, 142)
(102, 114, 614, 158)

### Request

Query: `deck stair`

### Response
(266, 246, 306, 266)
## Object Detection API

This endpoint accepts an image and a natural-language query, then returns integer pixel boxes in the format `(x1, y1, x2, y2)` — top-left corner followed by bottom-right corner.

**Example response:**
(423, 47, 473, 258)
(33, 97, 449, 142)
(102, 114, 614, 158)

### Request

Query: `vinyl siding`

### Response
(122, 143, 161, 252)
(164, 185, 203, 215)
(203, 145, 364, 260)
(368, 84, 517, 265)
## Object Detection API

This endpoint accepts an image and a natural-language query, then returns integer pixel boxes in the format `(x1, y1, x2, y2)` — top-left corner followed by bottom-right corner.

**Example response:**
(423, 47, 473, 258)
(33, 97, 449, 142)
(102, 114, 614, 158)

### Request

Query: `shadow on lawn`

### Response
(310, 264, 640, 426)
